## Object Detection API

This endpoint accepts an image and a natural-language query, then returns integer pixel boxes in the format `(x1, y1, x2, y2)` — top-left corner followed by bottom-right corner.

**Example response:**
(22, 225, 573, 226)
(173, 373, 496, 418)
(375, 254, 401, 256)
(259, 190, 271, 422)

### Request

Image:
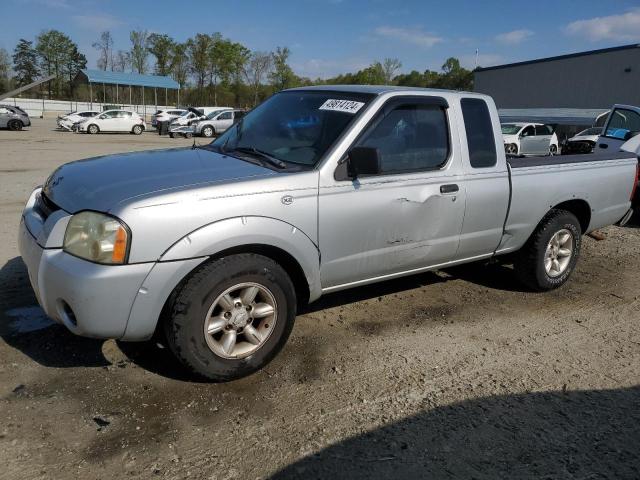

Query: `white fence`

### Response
(3, 97, 176, 118)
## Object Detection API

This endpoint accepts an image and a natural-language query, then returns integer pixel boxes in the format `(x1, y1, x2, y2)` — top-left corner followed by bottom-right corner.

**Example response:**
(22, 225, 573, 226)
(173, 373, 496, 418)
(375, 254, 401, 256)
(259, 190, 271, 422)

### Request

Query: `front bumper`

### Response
(18, 188, 206, 341)
(19, 218, 154, 339)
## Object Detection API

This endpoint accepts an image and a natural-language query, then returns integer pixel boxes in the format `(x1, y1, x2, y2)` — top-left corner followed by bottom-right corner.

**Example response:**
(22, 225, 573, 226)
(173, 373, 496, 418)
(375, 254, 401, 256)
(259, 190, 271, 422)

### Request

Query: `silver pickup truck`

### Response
(19, 86, 638, 380)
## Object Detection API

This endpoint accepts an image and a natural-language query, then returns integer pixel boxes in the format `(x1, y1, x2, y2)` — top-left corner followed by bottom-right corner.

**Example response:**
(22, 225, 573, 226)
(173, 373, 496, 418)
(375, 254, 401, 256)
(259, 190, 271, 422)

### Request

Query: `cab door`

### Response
(519, 124, 537, 154)
(534, 125, 553, 154)
(214, 111, 234, 133)
(318, 96, 466, 289)
(96, 111, 119, 131)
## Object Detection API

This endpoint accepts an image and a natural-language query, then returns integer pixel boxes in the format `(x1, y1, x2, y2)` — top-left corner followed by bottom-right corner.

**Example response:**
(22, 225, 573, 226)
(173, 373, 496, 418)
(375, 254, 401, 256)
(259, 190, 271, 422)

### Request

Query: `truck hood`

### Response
(43, 147, 276, 213)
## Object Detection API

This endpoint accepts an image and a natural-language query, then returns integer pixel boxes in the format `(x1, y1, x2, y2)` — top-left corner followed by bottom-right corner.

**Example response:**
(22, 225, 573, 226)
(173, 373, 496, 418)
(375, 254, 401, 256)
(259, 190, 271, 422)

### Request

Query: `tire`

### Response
(8, 119, 23, 131)
(183, 132, 192, 139)
(514, 209, 582, 291)
(505, 143, 518, 155)
(132, 124, 143, 135)
(549, 144, 558, 156)
(87, 124, 99, 134)
(164, 253, 297, 381)
(169, 132, 175, 138)
(201, 125, 214, 138)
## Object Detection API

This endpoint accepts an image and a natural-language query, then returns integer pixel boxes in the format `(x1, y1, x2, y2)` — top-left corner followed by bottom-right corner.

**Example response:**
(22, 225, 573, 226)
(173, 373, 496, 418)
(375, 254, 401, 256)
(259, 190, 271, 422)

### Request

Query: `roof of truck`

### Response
(286, 85, 477, 96)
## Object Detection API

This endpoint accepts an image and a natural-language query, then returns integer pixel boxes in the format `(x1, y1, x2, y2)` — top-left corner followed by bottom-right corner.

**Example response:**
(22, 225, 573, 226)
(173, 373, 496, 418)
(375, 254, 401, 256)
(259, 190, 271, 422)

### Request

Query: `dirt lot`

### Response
(1, 119, 639, 479)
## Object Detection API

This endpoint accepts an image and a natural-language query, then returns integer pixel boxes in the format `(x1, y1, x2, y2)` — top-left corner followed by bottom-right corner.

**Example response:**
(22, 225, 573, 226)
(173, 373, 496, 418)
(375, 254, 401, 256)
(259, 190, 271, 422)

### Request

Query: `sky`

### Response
(2, 0, 640, 78)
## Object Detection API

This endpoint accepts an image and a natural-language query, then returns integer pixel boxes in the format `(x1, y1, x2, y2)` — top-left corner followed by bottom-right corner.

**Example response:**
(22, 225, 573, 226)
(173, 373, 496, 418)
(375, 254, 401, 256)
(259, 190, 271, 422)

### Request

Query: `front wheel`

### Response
(201, 125, 214, 137)
(87, 124, 99, 134)
(549, 144, 558, 156)
(505, 143, 518, 155)
(514, 209, 581, 291)
(8, 119, 23, 131)
(164, 254, 297, 381)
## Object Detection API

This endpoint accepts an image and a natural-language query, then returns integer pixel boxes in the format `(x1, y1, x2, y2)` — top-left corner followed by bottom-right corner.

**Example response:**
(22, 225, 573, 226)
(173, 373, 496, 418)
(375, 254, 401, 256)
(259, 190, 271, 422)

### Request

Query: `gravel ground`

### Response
(1, 120, 639, 479)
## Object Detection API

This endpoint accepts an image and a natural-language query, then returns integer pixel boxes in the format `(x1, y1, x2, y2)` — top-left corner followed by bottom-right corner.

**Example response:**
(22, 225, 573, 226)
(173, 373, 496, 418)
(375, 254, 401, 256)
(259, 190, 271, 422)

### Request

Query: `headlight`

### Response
(63, 211, 130, 264)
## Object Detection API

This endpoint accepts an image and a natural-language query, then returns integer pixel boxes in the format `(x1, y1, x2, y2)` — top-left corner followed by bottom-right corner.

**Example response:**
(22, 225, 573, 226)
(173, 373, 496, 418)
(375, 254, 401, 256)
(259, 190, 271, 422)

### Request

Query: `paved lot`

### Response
(1, 119, 639, 479)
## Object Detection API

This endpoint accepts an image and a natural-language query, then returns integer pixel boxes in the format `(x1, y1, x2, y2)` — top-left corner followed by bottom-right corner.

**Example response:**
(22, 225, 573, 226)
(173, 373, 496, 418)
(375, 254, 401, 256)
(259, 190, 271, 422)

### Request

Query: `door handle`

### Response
(440, 184, 459, 194)
(599, 143, 608, 149)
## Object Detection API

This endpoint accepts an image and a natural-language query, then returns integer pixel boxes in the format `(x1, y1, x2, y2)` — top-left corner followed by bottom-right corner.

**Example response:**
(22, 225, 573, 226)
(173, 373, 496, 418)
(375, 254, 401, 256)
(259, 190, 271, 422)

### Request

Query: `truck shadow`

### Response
(271, 386, 640, 479)
(0, 255, 524, 378)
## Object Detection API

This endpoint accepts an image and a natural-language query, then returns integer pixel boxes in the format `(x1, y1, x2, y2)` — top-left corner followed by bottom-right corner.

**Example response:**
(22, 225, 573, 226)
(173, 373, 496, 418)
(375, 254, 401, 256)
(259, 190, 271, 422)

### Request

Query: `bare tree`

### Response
(129, 30, 150, 74)
(92, 31, 114, 71)
(244, 51, 272, 106)
(113, 50, 130, 72)
(382, 57, 402, 84)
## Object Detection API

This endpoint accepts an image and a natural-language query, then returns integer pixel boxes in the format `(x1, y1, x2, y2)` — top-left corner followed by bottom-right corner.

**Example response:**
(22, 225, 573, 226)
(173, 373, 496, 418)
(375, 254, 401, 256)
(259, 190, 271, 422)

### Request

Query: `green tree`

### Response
(129, 30, 150, 74)
(148, 33, 175, 76)
(170, 42, 189, 88)
(187, 33, 213, 97)
(269, 46, 296, 91)
(35, 29, 77, 97)
(0, 48, 11, 93)
(92, 31, 113, 71)
(12, 39, 39, 88)
(439, 57, 473, 90)
(64, 44, 86, 97)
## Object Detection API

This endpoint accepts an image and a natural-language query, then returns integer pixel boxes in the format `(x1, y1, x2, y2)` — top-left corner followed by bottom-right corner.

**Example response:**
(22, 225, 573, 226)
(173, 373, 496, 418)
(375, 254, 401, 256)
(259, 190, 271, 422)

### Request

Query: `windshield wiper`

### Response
(232, 147, 287, 169)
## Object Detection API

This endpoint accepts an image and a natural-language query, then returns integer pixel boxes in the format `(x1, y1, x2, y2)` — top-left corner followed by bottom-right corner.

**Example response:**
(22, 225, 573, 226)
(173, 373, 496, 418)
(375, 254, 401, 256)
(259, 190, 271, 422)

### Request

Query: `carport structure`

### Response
(73, 69, 180, 115)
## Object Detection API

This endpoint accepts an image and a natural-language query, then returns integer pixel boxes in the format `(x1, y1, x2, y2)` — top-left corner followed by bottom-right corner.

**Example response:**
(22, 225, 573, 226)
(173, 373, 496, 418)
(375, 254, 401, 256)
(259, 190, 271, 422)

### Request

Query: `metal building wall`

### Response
(474, 46, 640, 109)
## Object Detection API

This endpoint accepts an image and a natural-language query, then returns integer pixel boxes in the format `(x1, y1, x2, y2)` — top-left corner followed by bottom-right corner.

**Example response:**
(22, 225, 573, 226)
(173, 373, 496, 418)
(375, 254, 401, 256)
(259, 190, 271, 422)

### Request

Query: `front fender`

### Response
(161, 216, 322, 300)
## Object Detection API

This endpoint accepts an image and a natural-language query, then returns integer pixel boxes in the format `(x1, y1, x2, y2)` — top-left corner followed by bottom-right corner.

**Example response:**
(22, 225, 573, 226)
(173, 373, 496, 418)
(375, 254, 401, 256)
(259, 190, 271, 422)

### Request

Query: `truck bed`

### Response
(497, 150, 638, 255)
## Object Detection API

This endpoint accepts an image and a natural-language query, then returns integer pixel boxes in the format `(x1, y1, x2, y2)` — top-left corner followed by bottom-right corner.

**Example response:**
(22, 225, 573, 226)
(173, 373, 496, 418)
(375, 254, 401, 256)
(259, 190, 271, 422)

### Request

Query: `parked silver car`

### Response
(0, 104, 31, 130)
(193, 108, 246, 137)
(18, 86, 638, 381)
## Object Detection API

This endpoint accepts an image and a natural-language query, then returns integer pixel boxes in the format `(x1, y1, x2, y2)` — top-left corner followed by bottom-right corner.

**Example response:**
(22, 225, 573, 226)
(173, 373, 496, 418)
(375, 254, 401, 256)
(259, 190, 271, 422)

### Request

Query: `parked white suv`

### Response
(151, 109, 187, 128)
(77, 110, 146, 135)
(502, 123, 559, 156)
(57, 111, 101, 131)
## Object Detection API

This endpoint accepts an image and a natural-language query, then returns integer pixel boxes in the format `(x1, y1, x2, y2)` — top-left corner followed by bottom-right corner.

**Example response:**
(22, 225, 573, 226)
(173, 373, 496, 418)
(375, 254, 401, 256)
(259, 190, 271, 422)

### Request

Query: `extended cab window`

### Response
(357, 104, 449, 173)
(461, 98, 497, 168)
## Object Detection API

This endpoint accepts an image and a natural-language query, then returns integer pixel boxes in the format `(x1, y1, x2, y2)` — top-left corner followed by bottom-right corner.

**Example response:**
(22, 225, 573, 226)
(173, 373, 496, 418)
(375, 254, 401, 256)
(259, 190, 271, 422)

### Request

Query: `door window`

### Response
(217, 111, 233, 120)
(0, 107, 10, 115)
(460, 98, 497, 168)
(521, 125, 535, 137)
(356, 104, 449, 173)
(535, 125, 552, 135)
(605, 108, 640, 139)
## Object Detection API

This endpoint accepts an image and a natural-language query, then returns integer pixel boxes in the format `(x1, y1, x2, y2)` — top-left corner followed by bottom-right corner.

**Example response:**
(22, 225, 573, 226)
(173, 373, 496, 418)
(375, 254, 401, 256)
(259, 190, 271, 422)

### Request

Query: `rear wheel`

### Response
(183, 132, 192, 139)
(201, 125, 214, 138)
(132, 124, 143, 135)
(549, 144, 558, 156)
(505, 143, 518, 155)
(514, 209, 581, 291)
(7, 119, 23, 131)
(87, 124, 99, 134)
(164, 254, 297, 381)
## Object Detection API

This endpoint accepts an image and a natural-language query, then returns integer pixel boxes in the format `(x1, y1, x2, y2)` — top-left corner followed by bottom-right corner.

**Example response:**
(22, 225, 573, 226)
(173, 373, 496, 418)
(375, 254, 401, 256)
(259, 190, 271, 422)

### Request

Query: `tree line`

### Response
(0, 29, 474, 107)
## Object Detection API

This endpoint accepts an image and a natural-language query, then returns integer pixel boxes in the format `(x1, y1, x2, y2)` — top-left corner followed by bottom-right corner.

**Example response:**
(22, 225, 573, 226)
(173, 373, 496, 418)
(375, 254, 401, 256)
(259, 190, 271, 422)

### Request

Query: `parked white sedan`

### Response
(77, 110, 146, 135)
(57, 110, 101, 131)
(502, 122, 559, 156)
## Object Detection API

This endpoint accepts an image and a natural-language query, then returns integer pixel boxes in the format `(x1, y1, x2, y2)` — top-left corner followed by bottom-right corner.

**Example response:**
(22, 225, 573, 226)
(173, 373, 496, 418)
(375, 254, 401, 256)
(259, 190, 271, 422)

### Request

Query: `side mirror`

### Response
(347, 147, 381, 178)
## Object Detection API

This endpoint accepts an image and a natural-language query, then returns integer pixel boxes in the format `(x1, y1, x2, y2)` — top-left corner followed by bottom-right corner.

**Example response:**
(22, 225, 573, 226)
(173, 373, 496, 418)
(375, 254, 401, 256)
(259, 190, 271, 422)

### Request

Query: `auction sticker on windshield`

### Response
(319, 99, 365, 114)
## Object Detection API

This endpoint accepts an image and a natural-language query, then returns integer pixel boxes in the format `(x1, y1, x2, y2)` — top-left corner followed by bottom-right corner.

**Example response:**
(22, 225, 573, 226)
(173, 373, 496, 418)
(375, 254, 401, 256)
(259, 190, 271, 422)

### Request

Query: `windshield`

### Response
(576, 127, 602, 136)
(211, 90, 374, 167)
(501, 124, 522, 135)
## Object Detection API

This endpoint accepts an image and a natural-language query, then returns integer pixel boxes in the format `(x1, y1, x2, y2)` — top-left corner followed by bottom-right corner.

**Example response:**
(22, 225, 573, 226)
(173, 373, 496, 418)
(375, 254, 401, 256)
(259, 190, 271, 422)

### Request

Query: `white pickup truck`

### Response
(19, 86, 638, 381)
